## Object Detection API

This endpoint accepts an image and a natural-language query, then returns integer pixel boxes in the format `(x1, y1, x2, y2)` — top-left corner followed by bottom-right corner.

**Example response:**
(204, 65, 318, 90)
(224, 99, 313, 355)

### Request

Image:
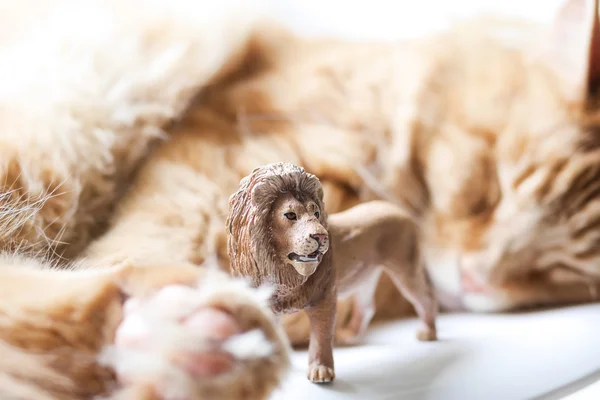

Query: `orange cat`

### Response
(2, 0, 600, 398)
(85, 0, 600, 344)
(0, 1, 292, 399)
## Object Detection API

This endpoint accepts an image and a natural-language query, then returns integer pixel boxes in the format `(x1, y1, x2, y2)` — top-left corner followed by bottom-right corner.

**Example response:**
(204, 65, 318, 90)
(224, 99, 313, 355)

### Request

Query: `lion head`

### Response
(226, 162, 330, 289)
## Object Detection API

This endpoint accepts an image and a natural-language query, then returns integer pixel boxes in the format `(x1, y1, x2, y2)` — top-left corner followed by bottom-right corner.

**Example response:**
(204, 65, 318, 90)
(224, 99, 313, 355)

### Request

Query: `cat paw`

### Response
(307, 364, 335, 383)
(114, 287, 243, 382)
(103, 267, 291, 400)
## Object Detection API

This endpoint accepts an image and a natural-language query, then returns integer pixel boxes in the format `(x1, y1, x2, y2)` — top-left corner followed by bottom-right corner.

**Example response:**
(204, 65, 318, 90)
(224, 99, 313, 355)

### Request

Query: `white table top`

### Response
(271, 304, 600, 400)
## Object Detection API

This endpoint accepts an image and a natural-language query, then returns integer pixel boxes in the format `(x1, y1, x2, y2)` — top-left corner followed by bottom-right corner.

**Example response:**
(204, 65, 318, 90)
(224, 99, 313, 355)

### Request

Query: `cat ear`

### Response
(542, 0, 600, 102)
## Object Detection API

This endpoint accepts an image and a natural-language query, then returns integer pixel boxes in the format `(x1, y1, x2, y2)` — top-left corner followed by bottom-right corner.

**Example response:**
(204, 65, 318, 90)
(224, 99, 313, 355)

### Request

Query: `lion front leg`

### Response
(305, 288, 337, 383)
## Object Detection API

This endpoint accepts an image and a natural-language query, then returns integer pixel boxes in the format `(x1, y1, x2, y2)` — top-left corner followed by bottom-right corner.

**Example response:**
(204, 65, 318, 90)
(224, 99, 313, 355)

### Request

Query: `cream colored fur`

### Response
(0, 1, 292, 399)
(0, 0, 266, 259)
(82, 0, 600, 344)
(0, 258, 290, 399)
(2, 0, 600, 397)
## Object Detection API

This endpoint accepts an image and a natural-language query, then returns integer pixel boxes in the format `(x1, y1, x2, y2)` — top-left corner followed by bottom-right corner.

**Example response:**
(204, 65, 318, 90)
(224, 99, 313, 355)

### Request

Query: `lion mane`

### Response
(226, 162, 326, 289)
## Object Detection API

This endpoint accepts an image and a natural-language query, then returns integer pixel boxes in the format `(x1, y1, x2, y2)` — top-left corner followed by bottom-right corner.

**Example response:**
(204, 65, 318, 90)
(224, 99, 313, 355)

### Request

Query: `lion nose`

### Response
(310, 234, 328, 244)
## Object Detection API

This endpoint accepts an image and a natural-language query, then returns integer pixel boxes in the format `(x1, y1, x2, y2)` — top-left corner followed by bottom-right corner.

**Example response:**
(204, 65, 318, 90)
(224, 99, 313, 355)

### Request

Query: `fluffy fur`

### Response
(91, 0, 600, 343)
(0, 0, 266, 260)
(2, 0, 600, 396)
(0, 0, 292, 399)
(100, 265, 290, 400)
(0, 259, 290, 399)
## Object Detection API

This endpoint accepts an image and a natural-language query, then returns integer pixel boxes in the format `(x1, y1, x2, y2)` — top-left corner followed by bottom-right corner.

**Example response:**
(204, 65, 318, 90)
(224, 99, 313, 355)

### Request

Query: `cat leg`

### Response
(0, 259, 290, 400)
(0, 257, 131, 399)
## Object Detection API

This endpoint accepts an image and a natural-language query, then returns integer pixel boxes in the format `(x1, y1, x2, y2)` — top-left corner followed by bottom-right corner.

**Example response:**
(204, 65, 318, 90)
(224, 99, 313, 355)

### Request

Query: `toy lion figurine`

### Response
(226, 162, 438, 383)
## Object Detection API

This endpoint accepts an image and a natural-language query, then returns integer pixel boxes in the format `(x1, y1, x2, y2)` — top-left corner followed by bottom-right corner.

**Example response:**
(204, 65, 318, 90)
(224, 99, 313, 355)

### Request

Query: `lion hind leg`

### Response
(383, 263, 438, 342)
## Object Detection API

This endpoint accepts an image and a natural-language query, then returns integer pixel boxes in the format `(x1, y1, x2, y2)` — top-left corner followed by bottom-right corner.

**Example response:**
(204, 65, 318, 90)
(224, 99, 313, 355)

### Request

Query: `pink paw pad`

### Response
(172, 308, 241, 377)
(114, 285, 243, 380)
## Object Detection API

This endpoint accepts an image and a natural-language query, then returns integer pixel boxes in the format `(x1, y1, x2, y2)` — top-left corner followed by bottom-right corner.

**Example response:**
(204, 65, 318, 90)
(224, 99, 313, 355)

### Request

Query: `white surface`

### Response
(564, 379, 600, 400)
(271, 304, 600, 400)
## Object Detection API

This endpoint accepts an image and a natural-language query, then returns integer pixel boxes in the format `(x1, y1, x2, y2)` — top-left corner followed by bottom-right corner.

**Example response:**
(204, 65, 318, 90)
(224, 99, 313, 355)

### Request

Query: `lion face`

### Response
(227, 162, 328, 288)
(269, 192, 329, 277)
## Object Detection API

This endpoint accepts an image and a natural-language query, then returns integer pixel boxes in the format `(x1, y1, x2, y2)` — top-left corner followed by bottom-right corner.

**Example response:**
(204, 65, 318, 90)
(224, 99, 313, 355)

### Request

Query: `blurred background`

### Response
(272, 0, 565, 39)
(0, 0, 567, 43)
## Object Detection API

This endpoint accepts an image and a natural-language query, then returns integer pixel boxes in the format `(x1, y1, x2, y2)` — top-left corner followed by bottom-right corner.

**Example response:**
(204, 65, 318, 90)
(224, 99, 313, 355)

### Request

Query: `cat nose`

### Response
(310, 234, 328, 244)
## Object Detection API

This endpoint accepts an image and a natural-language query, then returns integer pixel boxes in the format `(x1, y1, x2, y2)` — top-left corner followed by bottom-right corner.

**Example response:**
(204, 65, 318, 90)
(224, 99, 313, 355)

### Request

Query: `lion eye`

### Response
(314, 211, 320, 219)
(284, 212, 297, 220)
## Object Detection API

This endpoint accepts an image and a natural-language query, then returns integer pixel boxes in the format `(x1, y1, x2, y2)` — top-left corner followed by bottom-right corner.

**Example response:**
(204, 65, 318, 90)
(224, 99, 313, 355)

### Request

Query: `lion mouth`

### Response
(288, 250, 321, 263)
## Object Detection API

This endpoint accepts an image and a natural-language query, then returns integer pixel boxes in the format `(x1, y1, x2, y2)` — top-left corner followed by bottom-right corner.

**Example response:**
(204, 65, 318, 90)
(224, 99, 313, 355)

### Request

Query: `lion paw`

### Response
(102, 268, 291, 400)
(307, 364, 335, 383)
(416, 325, 437, 342)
